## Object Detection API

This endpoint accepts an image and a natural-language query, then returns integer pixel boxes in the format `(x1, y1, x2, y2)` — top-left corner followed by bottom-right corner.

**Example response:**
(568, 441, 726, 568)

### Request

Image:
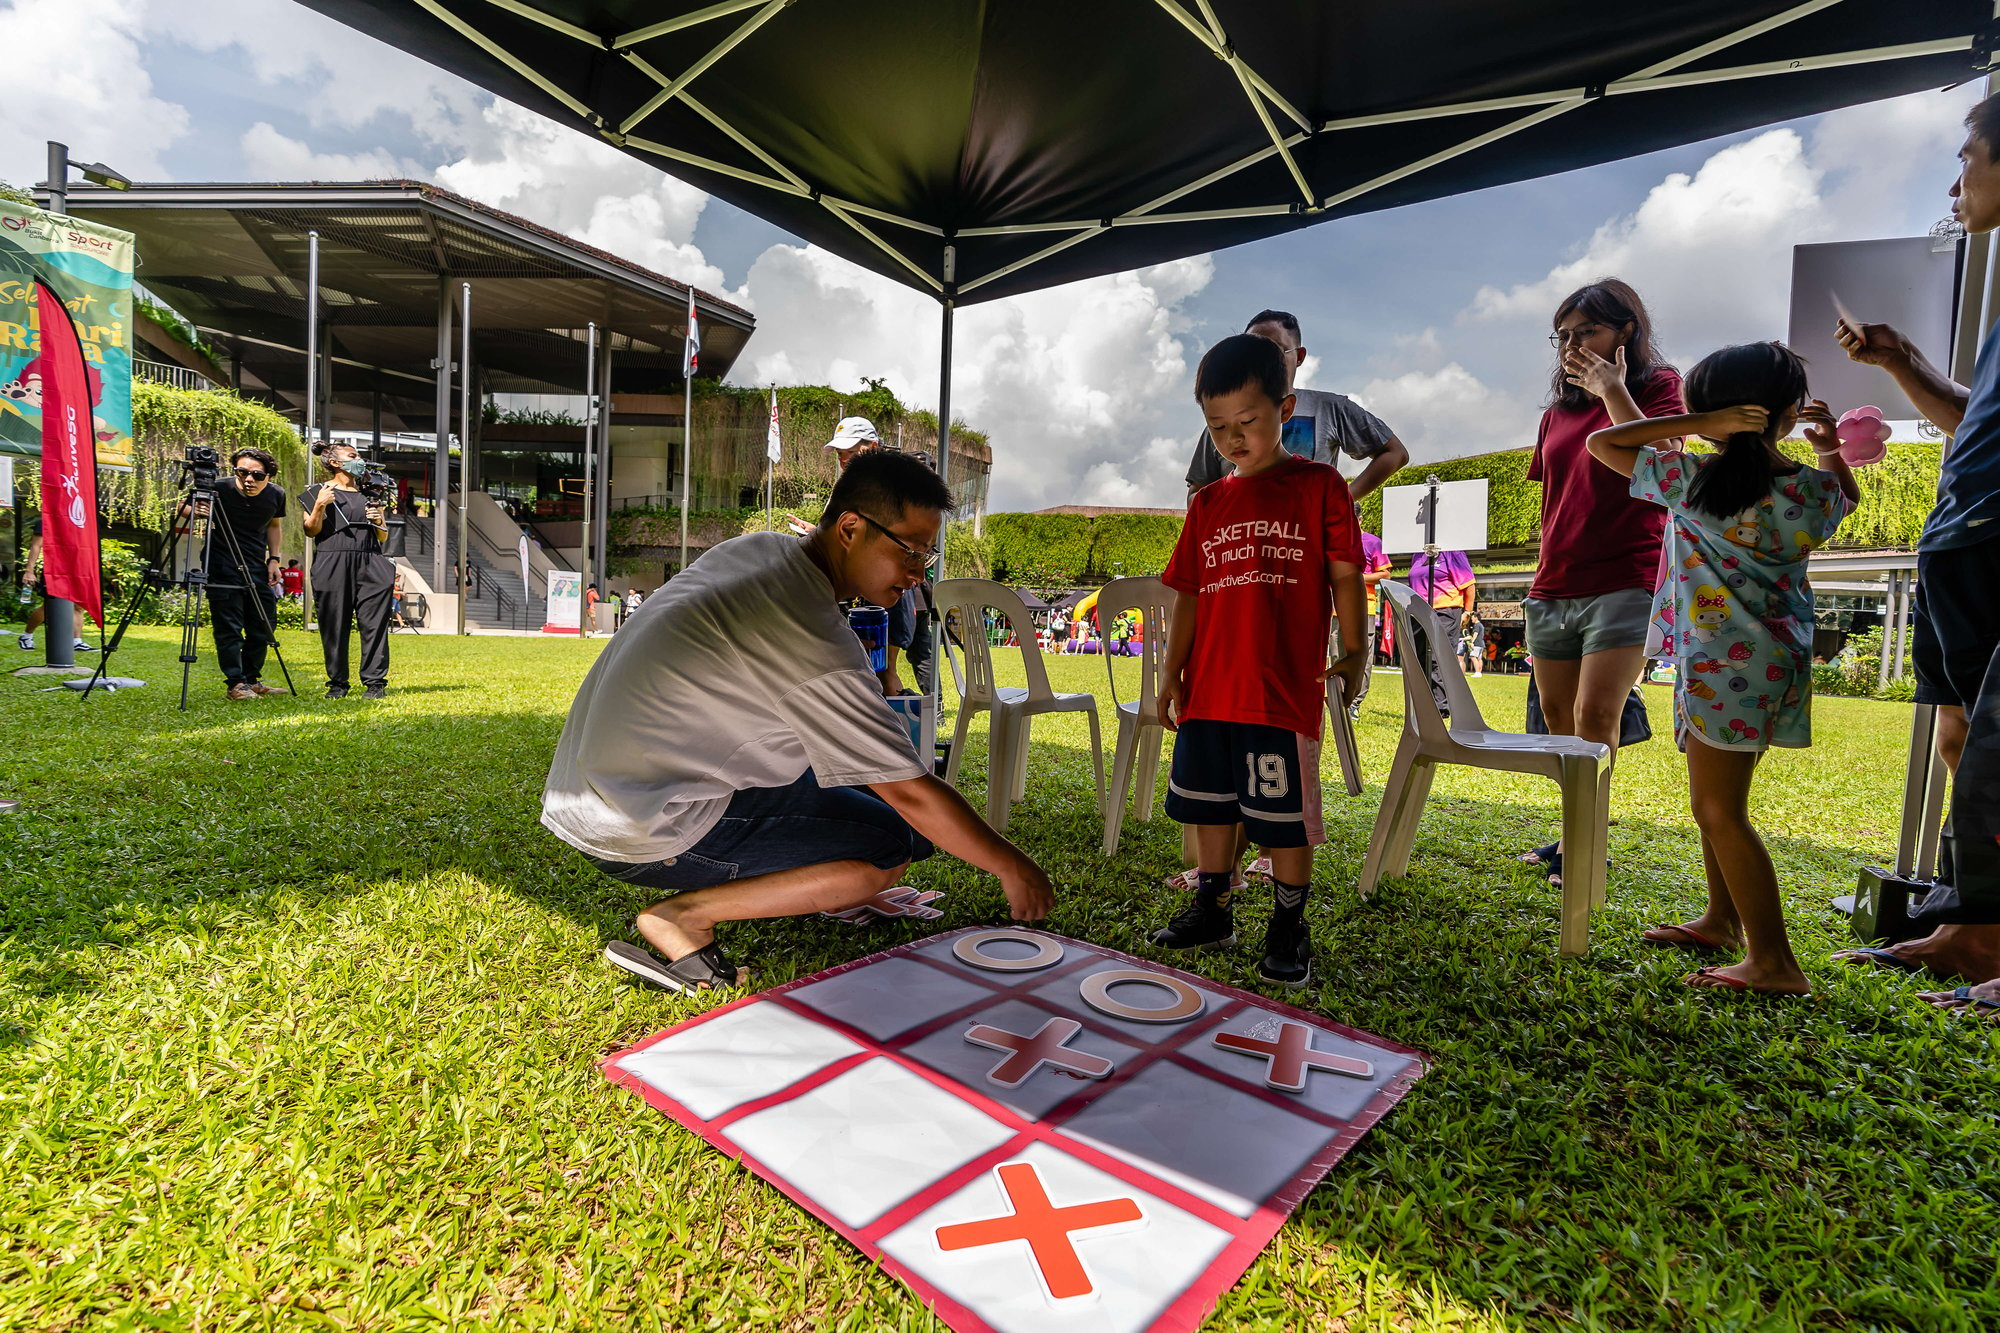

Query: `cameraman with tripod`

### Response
(302, 441, 394, 699)
(181, 448, 288, 701)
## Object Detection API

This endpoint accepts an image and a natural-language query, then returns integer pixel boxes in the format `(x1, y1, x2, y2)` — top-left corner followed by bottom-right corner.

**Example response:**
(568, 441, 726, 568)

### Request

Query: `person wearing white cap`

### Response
(824, 416, 882, 464)
(826, 416, 933, 699)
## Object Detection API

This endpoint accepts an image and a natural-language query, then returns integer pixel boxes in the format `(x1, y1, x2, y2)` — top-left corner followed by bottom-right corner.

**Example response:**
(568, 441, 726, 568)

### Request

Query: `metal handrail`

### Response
(406, 505, 537, 630)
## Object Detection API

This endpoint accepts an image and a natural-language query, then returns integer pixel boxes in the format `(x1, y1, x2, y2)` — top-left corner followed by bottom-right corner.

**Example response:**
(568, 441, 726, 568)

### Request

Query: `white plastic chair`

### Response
(1094, 577, 1176, 855)
(935, 579, 1106, 833)
(1360, 581, 1612, 956)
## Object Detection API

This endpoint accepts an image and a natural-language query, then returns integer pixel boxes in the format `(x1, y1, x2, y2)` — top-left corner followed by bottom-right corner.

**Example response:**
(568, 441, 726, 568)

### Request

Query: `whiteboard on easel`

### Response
(1382, 477, 1488, 555)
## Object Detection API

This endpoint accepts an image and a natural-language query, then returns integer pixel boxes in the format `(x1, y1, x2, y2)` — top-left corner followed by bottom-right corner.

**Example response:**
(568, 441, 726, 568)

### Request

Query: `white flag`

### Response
(766, 388, 781, 464)
(682, 291, 700, 377)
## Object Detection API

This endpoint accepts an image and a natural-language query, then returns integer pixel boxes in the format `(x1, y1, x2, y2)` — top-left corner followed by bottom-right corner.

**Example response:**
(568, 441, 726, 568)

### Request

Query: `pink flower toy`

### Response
(1834, 406, 1890, 466)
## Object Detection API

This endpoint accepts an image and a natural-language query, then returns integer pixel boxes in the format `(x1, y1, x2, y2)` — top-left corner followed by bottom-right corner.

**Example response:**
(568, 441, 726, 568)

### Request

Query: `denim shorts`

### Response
(1523, 587, 1653, 660)
(587, 768, 934, 894)
(1912, 537, 2000, 707)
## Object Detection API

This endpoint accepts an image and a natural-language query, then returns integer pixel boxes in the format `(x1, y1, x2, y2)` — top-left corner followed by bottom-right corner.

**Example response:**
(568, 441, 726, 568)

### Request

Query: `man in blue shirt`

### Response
(1833, 92, 2000, 1018)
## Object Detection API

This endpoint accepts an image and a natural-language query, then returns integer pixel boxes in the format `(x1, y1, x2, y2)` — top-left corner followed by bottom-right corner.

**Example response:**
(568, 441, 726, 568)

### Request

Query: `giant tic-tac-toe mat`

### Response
(601, 927, 1429, 1333)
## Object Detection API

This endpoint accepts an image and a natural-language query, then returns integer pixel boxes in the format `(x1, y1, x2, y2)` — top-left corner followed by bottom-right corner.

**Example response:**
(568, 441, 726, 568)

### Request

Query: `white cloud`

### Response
(154, 0, 485, 150)
(433, 102, 727, 295)
(1075, 437, 1191, 508)
(239, 123, 417, 181)
(1464, 128, 1829, 352)
(1349, 87, 1985, 464)
(0, 0, 190, 187)
(1352, 362, 1537, 466)
(735, 248, 1214, 509)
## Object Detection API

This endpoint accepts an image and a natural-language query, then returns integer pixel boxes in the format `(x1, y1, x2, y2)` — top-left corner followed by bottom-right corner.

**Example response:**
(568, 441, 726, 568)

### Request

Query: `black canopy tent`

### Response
(297, 0, 1991, 499)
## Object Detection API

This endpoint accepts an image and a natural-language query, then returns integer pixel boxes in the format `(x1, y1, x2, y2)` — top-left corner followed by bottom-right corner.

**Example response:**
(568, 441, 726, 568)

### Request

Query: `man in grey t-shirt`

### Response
(543, 451, 1054, 992)
(1185, 310, 1409, 500)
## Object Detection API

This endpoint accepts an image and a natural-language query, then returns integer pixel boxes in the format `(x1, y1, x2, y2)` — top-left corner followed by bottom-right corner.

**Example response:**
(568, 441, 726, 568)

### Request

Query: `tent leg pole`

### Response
(457, 282, 471, 637)
(929, 290, 955, 774)
(432, 279, 452, 595)
(581, 322, 596, 636)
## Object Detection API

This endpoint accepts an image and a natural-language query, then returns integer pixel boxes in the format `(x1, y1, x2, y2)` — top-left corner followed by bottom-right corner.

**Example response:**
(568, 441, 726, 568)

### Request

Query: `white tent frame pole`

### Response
(1316, 34, 1973, 132)
(580, 320, 597, 634)
(412, 0, 594, 119)
(1186, 0, 1313, 201)
(476, 0, 604, 46)
(457, 281, 472, 637)
(625, 66, 948, 282)
(428, 0, 1973, 297)
(615, 0, 772, 49)
(1148, 0, 1310, 130)
(1319, 0, 1853, 213)
(619, 0, 793, 136)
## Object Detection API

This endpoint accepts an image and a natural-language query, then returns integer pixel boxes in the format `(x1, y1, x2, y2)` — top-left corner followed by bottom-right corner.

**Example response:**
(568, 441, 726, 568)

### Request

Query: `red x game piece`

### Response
(935, 1161, 1143, 1299)
(822, 886, 945, 924)
(1212, 1021, 1373, 1092)
(964, 1016, 1115, 1087)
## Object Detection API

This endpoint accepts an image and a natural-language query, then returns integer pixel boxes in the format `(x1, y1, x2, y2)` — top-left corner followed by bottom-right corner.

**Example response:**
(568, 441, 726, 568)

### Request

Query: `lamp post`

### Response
(36, 143, 130, 670)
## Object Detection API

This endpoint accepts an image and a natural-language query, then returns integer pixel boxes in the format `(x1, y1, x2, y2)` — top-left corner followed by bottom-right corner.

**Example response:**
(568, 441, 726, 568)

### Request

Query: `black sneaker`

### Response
(1149, 899, 1236, 951)
(325, 685, 349, 699)
(1259, 916, 1314, 988)
(363, 685, 387, 700)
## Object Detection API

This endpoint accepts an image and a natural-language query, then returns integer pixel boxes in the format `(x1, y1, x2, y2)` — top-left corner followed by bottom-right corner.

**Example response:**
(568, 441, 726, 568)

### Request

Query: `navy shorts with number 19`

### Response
(1165, 719, 1324, 848)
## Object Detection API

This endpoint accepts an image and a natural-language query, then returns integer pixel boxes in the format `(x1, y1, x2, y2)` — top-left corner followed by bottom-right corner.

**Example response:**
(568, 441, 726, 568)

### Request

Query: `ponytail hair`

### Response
(1549, 278, 1667, 412)
(1680, 341, 1809, 521)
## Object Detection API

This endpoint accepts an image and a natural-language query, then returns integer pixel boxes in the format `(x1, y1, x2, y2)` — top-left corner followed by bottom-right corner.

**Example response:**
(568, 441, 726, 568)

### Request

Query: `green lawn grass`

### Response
(2, 628, 1996, 1331)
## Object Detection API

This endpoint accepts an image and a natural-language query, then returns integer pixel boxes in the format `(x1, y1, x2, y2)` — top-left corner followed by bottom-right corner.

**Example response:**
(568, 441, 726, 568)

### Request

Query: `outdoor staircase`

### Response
(401, 504, 546, 632)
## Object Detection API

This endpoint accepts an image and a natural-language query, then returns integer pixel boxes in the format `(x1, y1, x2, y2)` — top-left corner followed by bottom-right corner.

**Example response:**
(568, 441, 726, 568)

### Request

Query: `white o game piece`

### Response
(952, 929, 1066, 973)
(1078, 969, 1205, 1024)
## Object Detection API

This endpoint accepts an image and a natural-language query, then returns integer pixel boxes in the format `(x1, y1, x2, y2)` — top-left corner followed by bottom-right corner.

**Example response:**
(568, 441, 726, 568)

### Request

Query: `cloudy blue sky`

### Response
(1, 0, 1977, 509)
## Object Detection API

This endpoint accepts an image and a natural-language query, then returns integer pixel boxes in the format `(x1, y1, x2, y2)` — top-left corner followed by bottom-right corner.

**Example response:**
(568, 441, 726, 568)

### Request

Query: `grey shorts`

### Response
(1523, 588, 1653, 660)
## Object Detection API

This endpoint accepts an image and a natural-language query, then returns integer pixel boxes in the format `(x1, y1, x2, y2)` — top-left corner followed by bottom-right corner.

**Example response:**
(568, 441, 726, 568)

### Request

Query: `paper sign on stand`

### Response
(543, 570, 581, 634)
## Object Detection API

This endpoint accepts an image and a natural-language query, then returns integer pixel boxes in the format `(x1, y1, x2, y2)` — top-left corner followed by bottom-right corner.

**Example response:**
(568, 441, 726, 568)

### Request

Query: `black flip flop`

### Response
(605, 940, 743, 992)
(1833, 946, 1926, 974)
(1938, 985, 2000, 1014)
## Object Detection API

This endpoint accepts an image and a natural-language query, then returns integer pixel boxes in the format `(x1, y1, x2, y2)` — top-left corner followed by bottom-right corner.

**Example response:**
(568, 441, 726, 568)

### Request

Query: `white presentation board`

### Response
(1788, 237, 1956, 427)
(544, 569, 582, 634)
(1381, 477, 1488, 555)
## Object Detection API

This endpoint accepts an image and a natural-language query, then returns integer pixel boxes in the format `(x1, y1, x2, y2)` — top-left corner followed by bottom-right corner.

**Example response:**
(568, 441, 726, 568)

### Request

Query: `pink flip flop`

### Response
(1643, 923, 1733, 953)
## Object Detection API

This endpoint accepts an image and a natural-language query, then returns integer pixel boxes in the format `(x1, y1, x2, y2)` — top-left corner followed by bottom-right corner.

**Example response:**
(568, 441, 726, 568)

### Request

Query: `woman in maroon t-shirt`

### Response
(1522, 279, 1682, 879)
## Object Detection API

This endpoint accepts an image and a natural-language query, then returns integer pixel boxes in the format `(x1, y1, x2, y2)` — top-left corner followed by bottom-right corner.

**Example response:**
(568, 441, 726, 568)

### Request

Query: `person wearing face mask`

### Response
(301, 441, 393, 700)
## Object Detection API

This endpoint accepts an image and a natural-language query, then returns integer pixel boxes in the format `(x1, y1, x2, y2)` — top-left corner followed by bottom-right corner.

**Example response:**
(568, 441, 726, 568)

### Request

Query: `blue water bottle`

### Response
(848, 605, 889, 671)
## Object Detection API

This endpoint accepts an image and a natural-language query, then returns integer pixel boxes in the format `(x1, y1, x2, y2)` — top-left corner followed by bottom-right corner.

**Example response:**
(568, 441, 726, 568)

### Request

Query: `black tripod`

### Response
(83, 470, 296, 709)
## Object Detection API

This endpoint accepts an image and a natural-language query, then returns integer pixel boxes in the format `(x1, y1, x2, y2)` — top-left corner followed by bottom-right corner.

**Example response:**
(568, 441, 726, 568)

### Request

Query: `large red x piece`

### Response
(1212, 1021, 1374, 1092)
(934, 1161, 1143, 1299)
(963, 1016, 1114, 1088)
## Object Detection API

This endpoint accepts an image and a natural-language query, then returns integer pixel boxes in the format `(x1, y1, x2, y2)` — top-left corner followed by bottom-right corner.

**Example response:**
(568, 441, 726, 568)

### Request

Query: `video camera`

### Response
(310, 438, 397, 512)
(176, 444, 223, 495)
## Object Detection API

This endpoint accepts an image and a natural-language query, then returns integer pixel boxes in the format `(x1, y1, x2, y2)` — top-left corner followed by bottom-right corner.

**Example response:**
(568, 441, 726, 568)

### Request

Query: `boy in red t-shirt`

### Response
(1155, 334, 1367, 986)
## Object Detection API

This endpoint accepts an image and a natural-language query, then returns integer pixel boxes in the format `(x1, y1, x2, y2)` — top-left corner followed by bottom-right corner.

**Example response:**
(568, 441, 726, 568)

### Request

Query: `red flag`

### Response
(35, 280, 103, 627)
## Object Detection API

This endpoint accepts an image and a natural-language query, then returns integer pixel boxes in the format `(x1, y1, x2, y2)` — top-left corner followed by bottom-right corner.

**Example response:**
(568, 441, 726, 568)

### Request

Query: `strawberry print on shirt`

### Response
(1630, 447, 1852, 750)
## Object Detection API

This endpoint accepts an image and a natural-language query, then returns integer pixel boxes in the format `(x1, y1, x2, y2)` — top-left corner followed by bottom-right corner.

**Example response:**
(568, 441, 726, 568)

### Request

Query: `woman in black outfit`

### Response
(301, 442, 394, 699)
